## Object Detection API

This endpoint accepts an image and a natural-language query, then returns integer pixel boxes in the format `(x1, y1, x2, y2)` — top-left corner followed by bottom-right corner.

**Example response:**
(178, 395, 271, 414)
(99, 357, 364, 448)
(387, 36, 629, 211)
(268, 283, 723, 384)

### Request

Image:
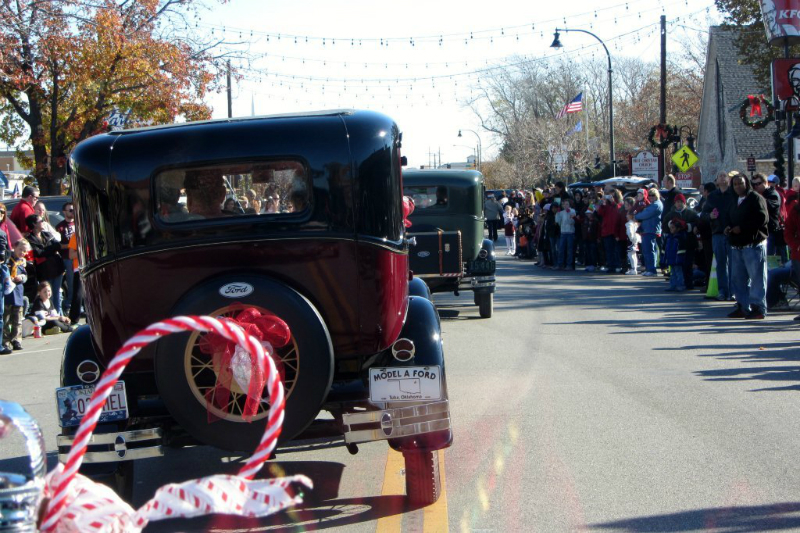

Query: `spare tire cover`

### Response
(155, 274, 334, 452)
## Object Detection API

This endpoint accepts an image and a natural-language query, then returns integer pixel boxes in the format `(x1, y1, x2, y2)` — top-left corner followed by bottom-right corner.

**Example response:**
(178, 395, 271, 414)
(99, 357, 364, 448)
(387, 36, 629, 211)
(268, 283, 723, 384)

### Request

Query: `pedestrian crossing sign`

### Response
(671, 146, 698, 172)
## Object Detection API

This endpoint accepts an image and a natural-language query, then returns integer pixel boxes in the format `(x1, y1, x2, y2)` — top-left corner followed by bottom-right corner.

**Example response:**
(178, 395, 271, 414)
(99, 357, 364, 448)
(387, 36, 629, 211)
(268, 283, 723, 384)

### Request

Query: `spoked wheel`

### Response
(184, 304, 300, 422)
(404, 450, 441, 506)
(155, 277, 334, 452)
(476, 292, 493, 318)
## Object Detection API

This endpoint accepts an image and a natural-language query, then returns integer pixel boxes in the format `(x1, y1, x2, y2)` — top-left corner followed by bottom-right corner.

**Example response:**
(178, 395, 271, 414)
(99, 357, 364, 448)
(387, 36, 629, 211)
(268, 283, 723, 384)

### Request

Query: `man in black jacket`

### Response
(725, 172, 769, 319)
(701, 172, 737, 300)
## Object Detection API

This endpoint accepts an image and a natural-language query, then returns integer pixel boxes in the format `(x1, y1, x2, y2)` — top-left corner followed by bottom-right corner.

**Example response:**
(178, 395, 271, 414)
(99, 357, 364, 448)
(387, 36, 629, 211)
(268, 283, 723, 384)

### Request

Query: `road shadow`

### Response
(144, 495, 419, 532)
(589, 501, 800, 531)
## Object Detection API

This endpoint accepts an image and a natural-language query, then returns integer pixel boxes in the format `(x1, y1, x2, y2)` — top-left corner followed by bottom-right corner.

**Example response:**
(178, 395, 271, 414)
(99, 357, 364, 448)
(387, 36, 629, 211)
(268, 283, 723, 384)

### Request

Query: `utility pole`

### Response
(227, 60, 233, 119)
(658, 15, 667, 185)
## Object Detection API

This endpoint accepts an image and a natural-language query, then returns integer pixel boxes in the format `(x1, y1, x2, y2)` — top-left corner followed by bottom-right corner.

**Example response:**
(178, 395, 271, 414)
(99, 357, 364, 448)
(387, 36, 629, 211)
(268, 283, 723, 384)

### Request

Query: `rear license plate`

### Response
(369, 366, 442, 403)
(469, 260, 495, 274)
(55, 382, 128, 428)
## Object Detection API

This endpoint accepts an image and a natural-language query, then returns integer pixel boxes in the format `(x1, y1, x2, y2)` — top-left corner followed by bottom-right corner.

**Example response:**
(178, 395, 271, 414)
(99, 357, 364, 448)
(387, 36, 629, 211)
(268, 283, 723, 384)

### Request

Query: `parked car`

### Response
(56, 110, 452, 505)
(403, 169, 496, 318)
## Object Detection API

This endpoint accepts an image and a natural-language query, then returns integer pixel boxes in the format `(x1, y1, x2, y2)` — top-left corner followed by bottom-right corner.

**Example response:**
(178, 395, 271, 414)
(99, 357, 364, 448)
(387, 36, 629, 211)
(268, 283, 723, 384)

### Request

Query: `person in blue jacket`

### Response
(635, 188, 664, 276)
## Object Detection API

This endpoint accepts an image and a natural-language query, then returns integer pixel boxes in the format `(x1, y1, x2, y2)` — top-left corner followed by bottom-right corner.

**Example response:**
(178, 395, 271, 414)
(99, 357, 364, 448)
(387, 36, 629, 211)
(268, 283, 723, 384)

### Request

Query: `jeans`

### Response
(558, 233, 575, 268)
(730, 241, 768, 313)
(641, 233, 658, 273)
(766, 262, 793, 308)
(584, 241, 597, 267)
(549, 236, 559, 265)
(669, 266, 685, 290)
(48, 274, 64, 315)
(712, 234, 731, 298)
(603, 235, 618, 270)
(682, 248, 695, 289)
(62, 258, 74, 311)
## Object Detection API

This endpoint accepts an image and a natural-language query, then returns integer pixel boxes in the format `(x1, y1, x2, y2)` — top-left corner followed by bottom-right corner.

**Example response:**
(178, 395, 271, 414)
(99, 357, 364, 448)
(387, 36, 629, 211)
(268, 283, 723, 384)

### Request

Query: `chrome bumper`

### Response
(462, 275, 495, 289)
(57, 428, 164, 463)
(341, 400, 451, 444)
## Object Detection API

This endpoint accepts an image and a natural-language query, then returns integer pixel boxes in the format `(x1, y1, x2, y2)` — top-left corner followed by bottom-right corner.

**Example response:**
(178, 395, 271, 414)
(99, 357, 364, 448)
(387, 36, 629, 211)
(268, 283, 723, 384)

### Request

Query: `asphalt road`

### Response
(4, 249, 800, 532)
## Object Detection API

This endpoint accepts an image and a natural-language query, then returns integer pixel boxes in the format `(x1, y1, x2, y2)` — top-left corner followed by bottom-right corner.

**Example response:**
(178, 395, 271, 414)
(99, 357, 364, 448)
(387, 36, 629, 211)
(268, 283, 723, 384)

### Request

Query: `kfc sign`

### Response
(772, 58, 800, 108)
(762, 0, 800, 46)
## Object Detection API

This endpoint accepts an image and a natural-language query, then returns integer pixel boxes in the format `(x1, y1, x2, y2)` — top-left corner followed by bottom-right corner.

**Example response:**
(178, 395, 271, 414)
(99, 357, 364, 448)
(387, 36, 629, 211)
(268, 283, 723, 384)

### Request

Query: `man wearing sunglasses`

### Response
(56, 202, 76, 316)
(9, 185, 39, 233)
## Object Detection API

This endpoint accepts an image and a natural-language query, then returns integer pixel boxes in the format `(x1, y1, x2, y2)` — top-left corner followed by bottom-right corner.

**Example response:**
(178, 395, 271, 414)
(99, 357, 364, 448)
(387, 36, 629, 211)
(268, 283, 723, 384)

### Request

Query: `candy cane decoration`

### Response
(39, 315, 311, 533)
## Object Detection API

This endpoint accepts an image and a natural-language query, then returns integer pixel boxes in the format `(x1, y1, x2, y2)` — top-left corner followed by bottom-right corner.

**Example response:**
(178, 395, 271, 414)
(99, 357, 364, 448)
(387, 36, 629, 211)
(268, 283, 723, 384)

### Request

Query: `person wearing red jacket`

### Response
(783, 200, 800, 320)
(596, 189, 623, 273)
(9, 186, 38, 233)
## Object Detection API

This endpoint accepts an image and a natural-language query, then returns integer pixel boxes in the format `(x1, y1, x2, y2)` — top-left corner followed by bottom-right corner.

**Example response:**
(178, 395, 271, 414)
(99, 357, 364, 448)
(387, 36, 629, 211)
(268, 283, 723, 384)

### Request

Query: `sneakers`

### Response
(0, 347, 11, 355)
(642, 271, 655, 277)
(716, 294, 730, 301)
(598, 266, 608, 272)
(727, 307, 747, 318)
(11, 341, 21, 351)
(625, 269, 637, 275)
(585, 266, 596, 272)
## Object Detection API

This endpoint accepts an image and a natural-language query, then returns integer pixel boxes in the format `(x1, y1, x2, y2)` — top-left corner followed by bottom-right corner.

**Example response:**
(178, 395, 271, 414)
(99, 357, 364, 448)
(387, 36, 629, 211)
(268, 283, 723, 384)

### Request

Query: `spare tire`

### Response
(154, 275, 334, 452)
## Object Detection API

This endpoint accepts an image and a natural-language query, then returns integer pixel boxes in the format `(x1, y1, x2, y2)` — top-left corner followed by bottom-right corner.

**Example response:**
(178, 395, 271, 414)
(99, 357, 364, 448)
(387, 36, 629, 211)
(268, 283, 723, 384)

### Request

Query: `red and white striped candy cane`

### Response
(40, 315, 286, 532)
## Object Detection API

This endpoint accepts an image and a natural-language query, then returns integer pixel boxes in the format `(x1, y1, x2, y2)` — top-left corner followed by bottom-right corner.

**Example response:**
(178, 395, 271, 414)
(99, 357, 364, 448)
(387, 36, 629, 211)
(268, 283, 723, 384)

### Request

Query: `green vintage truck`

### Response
(403, 169, 496, 318)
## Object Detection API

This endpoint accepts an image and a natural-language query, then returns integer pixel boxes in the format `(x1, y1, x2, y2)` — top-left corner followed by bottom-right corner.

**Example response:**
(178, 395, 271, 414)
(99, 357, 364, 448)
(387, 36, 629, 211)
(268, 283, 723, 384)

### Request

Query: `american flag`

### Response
(556, 92, 583, 119)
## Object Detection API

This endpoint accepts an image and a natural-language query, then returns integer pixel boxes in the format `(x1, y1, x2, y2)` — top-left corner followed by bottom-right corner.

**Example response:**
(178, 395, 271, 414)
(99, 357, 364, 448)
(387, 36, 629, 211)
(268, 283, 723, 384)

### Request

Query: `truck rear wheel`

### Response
(404, 450, 441, 505)
(477, 292, 493, 318)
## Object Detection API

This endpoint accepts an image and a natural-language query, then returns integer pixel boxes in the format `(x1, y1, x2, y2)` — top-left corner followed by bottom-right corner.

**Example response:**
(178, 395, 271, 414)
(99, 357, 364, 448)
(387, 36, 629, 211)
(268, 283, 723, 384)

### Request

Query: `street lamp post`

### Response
(457, 129, 482, 171)
(551, 29, 615, 177)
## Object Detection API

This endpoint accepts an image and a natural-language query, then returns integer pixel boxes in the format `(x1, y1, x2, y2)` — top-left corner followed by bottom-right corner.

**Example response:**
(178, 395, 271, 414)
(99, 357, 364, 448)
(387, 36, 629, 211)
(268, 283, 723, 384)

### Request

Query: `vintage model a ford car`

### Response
(403, 169, 496, 317)
(56, 110, 452, 505)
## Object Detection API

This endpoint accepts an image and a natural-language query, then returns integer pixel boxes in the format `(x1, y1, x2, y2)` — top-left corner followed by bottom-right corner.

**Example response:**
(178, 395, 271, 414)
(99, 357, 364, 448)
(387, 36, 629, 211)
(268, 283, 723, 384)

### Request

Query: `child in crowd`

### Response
(582, 209, 599, 271)
(664, 219, 687, 292)
(625, 212, 641, 275)
(503, 204, 517, 255)
(29, 281, 74, 334)
(4, 240, 29, 351)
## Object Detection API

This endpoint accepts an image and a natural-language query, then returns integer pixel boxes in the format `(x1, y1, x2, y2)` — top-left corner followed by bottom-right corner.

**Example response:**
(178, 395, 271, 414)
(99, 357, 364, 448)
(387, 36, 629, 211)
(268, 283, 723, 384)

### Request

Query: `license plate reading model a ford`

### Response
(369, 366, 442, 403)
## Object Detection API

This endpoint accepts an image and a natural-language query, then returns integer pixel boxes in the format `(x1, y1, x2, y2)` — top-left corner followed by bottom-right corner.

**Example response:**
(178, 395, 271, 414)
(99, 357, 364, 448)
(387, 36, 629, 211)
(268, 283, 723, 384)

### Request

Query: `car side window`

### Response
(155, 160, 310, 224)
(404, 186, 448, 210)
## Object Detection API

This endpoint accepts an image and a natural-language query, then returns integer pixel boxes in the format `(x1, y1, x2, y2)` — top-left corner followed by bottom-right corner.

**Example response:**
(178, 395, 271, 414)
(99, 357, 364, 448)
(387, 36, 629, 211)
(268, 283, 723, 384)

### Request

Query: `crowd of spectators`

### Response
(487, 171, 800, 320)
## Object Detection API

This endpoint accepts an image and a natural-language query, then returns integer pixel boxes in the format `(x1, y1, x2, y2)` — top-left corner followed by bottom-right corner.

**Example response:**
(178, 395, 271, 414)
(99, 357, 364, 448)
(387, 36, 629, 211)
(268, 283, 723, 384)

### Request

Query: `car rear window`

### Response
(404, 186, 449, 210)
(155, 160, 310, 224)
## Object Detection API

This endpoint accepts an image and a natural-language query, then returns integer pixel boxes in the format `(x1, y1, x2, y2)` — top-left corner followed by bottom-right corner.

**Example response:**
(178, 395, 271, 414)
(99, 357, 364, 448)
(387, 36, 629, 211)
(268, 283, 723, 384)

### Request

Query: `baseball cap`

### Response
(768, 174, 780, 183)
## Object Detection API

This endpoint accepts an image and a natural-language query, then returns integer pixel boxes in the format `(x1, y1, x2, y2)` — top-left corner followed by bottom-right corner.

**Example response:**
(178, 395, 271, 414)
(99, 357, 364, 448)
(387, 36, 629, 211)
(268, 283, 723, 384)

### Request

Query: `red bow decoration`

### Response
(403, 196, 415, 228)
(199, 308, 291, 422)
(655, 125, 669, 142)
(748, 95, 763, 117)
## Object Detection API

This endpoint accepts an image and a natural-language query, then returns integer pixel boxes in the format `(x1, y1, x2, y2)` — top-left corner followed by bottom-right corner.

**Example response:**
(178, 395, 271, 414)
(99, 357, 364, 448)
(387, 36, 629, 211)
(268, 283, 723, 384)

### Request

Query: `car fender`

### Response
(408, 276, 432, 300)
(387, 295, 452, 452)
(480, 238, 496, 260)
(61, 325, 100, 387)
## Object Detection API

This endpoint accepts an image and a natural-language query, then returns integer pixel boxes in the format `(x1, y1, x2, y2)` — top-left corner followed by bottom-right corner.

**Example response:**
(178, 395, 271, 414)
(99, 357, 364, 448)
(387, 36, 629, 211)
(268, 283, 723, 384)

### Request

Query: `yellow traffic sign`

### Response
(672, 146, 698, 172)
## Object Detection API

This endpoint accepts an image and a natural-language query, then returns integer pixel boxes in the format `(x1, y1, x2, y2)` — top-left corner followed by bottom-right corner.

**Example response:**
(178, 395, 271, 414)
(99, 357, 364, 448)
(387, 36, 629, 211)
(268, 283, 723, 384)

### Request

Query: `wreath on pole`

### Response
(648, 124, 675, 149)
(739, 94, 775, 129)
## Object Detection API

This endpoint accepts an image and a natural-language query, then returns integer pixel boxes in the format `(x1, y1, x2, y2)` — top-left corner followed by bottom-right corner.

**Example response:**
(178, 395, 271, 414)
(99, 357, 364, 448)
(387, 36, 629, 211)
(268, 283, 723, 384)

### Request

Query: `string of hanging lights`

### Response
(197, 0, 701, 48)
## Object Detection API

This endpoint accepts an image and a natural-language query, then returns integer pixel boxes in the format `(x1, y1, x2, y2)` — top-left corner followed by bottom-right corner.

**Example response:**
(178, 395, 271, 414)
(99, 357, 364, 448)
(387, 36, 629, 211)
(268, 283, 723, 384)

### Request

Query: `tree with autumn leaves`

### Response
(0, 0, 229, 194)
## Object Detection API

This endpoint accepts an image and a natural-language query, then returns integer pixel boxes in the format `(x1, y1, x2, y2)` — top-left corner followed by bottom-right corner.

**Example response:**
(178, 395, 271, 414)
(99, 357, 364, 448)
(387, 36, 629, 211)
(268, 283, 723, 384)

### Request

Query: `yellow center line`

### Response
(376, 449, 406, 533)
(375, 448, 449, 533)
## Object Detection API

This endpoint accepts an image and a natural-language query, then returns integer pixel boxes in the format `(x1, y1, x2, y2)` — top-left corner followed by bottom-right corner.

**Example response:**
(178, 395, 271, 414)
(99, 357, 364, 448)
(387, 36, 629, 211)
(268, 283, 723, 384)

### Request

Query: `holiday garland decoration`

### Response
(648, 124, 675, 149)
(739, 94, 775, 129)
(39, 313, 311, 533)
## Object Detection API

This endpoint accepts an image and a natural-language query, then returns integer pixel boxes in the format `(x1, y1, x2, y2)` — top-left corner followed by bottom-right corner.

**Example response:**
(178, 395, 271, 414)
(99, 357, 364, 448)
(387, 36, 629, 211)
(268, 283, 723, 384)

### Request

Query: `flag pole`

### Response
(584, 87, 590, 163)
